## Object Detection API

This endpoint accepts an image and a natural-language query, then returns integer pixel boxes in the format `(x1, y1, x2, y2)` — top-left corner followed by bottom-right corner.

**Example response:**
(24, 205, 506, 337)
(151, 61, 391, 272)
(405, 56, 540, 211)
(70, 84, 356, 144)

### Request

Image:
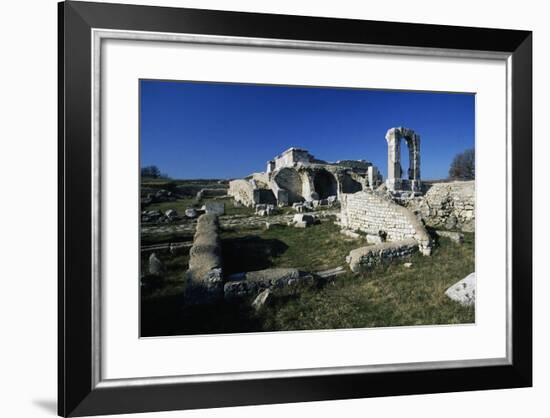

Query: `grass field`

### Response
(140, 218, 474, 337)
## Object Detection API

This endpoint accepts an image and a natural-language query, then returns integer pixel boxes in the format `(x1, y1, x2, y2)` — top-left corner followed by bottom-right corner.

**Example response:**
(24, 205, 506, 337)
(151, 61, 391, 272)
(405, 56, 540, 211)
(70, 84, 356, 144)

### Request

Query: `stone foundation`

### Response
(346, 238, 419, 272)
(224, 268, 316, 301)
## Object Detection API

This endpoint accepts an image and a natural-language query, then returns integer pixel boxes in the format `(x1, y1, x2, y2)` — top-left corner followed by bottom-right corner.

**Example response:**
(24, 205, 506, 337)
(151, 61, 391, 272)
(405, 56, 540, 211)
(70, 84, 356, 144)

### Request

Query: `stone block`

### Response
(445, 272, 475, 306)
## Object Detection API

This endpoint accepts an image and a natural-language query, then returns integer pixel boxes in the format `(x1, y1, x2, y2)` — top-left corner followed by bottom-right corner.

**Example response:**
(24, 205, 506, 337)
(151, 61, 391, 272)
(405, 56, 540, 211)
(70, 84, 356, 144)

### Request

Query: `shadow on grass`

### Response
(141, 294, 266, 337)
(221, 235, 289, 275)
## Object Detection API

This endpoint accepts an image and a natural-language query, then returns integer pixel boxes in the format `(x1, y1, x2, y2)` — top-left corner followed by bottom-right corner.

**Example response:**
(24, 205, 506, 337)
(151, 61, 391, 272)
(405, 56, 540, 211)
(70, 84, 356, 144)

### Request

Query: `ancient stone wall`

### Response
(273, 167, 305, 203)
(340, 190, 431, 254)
(405, 181, 475, 232)
(273, 147, 314, 170)
(346, 238, 419, 272)
(228, 179, 257, 207)
(184, 214, 223, 304)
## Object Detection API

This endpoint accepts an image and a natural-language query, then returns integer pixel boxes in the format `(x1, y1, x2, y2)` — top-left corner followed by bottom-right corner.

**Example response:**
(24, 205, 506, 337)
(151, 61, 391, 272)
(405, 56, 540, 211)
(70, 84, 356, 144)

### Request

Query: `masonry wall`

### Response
(228, 179, 256, 207)
(405, 181, 475, 232)
(340, 190, 431, 254)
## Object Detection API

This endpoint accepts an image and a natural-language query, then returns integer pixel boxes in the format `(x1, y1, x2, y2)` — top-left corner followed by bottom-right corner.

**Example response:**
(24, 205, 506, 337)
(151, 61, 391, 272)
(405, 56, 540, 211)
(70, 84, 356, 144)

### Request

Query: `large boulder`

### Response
(445, 272, 476, 306)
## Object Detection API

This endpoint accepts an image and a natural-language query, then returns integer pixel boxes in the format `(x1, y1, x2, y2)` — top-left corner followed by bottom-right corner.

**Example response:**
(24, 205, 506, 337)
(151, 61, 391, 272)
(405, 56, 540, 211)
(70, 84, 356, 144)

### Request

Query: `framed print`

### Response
(58, 1, 532, 416)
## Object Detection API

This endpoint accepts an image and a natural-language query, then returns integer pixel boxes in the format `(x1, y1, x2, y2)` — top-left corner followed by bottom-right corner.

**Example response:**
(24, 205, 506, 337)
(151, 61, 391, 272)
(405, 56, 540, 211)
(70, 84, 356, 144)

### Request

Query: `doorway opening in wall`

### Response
(313, 170, 338, 199)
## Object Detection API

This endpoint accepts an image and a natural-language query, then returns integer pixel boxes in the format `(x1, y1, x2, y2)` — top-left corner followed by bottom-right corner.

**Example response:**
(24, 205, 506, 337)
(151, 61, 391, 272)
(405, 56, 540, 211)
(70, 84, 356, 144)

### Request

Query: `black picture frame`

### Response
(58, 1, 532, 416)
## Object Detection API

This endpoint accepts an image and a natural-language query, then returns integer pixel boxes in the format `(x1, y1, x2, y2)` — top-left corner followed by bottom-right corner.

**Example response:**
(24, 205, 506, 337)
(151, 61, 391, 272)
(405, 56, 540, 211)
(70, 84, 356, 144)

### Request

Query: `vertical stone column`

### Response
(385, 128, 402, 192)
(300, 171, 316, 201)
(410, 134, 421, 191)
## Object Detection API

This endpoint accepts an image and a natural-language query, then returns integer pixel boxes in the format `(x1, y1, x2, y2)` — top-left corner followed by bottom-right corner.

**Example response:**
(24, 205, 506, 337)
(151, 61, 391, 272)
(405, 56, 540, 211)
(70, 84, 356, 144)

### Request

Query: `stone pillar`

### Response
(300, 171, 316, 201)
(266, 160, 275, 174)
(410, 134, 421, 191)
(367, 166, 380, 190)
(385, 128, 402, 192)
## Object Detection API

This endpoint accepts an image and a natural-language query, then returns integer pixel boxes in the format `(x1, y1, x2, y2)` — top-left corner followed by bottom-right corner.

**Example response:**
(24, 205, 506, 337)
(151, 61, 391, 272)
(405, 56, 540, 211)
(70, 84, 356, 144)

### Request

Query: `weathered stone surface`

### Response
(228, 179, 257, 207)
(185, 208, 198, 218)
(196, 188, 227, 200)
(346, 238, 419, 273)
(252, 289, 272, 311)
(204, 201, 225, 215)
(141, 209, 165, 223)
(229, 147, 376, 207)
(405, 181, 474, 232)
(148, 252, 165, 276)
(435, 230, 464, 244)
(341, 229, 361, 239)
(385, 127, 421, 193)
(292, 214, 315, 226)
(315, 266, 346, 279)
(184, 214, 223, 304)
(185, 268, 224, 305)
(224, 268, 315, 300)
(339, 190, 432, 255)
(445, 272, 476, 306)
(255, 204, 277, 216)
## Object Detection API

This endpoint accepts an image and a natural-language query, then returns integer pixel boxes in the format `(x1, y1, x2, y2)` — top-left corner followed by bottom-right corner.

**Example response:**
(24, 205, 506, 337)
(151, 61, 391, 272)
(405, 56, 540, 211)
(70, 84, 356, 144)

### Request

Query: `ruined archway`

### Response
(313, 169, 338, 199)
(274, 168, 304, 203)
(385, 127, 421, 193)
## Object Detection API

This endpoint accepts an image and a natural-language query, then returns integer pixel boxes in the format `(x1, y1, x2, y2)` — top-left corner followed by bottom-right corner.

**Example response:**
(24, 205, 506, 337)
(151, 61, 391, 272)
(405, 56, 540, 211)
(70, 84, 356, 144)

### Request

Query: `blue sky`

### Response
(140, 80, 474, 180)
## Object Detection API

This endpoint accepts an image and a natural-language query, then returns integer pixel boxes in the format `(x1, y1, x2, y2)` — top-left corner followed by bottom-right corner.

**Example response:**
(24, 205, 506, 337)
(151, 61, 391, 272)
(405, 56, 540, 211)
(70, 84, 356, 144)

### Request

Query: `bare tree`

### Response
(449, 148, 475, 180)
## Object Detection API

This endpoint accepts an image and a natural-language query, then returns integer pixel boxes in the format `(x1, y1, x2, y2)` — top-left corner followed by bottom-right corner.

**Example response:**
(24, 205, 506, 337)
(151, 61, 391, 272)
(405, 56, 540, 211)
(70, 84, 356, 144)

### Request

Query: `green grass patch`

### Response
(140, 220, 475, 337)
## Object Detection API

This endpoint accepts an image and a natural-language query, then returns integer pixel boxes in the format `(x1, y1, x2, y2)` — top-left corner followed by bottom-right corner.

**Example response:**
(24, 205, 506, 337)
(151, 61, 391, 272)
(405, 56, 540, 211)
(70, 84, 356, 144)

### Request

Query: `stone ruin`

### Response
(228, 147, 382, 208)
(385, 127, 422, 196)
(183, 127, 475, 304)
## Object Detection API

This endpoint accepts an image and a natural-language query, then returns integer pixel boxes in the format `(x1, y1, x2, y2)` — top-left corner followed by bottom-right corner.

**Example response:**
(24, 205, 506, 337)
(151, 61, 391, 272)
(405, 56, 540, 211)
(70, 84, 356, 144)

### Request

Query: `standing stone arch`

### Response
(273, 168, 304, 204)
(385, 127, 421, 193)
(313, 169, 338, 199)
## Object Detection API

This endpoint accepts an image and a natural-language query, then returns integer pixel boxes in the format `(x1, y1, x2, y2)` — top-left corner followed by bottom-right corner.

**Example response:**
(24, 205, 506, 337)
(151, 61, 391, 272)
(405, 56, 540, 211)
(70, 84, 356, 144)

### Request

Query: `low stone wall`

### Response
(339, 190, 431, 255)
(184, 214, 224, 304)
(224, 268, 315, 301)
(346, 238, 418, 272)
(405, 181, 475, 232)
